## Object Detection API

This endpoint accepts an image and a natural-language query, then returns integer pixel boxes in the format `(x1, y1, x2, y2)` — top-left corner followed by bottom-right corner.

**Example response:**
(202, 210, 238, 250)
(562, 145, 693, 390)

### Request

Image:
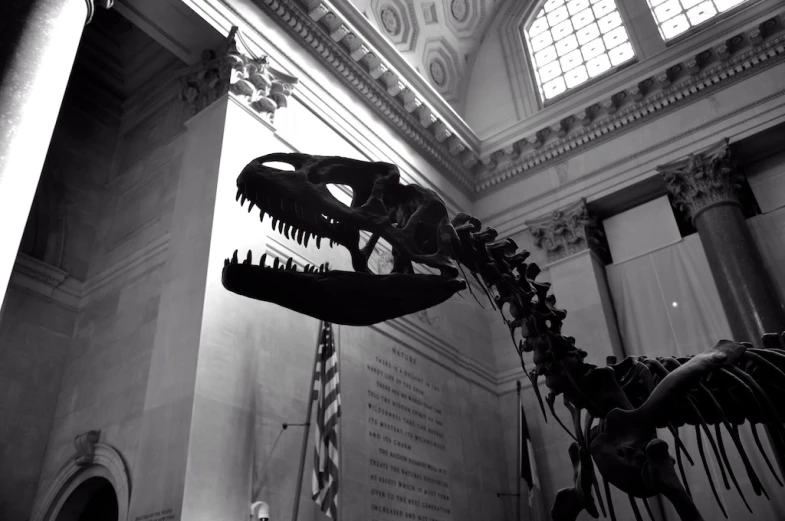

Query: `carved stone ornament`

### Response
(658, 138, 743, 222)
(429, 59, 446, 87)
(180, 28, 238, 118)
(380, 6, 402, 36)
(450, 0, 468, 22)
(228, 39, 299, 123)
(525, 198, 609, 264)
(73, 430, 101, 466)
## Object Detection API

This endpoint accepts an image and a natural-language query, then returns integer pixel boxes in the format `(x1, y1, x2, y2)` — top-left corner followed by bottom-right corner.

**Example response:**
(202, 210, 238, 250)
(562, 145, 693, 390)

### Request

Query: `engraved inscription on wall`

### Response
(366, 347, 452, 520)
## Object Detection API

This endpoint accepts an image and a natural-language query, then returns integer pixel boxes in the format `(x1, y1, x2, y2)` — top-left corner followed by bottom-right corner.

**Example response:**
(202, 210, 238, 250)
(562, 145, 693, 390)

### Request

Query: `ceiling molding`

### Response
(476, 13, 785, 192)
(246, 0, 483, 193)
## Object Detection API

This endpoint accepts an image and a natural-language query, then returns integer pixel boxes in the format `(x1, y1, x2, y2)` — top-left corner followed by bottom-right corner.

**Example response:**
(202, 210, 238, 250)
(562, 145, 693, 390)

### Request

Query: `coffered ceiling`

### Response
(350, 0, 512, 114)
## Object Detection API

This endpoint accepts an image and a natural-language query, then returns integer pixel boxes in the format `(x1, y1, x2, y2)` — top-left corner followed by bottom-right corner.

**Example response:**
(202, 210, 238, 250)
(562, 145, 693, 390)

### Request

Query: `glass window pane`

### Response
(524, 0, 637, 101)
(581, 37, 605, 60)
(608, 41, 634, 65)
(529, 17, 550, 36)
(555, 34, 579, 56)
(592, 0, 615, 18)
(543, 0, 566, 12)
(552, 19, 575, 40)
(559, 49, 584, 71)
(576, 22, 600, 45)
(586, 53, 612, 77)
(531, 30, 554, 52)
(715, 0, 746, 11)
(572, 8, 595, 29)
(686, 1, 717, 25)
(602, 26, 629, 50)
(543, 77, 567, 99)
(566, 0, 590, 15)
(597, 11, 622, 32)
(660, 13, 690, 38)
(565, 65, 589, 87)
(534, 45, 558, 67)
(539, 61, 563, 82)
(547, 5, 570, 25)
(653, 0, 682, 22)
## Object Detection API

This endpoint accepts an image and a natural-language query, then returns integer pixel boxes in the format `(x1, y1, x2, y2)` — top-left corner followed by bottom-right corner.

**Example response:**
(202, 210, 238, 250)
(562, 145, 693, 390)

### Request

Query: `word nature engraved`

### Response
(366, 346, 452, 521)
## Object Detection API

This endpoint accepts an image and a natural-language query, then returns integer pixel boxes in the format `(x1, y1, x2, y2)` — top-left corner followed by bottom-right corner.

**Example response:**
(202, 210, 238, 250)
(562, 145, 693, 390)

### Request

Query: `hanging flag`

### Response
(519, 391, 540, 502)
(312, 321, 340, 519)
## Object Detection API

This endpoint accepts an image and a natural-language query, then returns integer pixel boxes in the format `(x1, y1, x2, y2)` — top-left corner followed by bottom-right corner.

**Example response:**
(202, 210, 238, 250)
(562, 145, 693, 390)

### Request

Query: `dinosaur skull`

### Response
(221, 153, 466, 325)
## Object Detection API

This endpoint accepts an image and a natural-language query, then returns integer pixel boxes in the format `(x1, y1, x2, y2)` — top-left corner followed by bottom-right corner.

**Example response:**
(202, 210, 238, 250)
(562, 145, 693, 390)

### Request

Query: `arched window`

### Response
(524, 0, 636, 101)
(646, 0, 750, 40)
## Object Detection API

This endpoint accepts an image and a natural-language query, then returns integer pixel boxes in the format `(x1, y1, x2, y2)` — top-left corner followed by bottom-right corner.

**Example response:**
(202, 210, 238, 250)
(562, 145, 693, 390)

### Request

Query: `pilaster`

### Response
(526, 200, 624, 365)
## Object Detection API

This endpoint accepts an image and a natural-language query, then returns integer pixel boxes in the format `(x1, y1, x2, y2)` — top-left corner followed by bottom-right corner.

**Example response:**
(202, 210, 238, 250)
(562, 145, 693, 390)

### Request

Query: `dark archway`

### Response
(54, 477, 118, 521)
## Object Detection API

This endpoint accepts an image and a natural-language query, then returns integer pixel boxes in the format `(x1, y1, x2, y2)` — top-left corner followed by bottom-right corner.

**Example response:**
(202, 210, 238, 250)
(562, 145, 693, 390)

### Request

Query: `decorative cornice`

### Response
(525, 198, 609, 264)
(475, 15, 785, 192)
(658, 138, 742, 222)
(229, 37, 298, 124)
(249, 0, 479, 192)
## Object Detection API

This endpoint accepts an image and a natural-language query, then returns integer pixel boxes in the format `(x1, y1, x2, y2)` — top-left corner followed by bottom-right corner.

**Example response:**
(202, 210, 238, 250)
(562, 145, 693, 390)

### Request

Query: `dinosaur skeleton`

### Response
(221, 153, 785, 521)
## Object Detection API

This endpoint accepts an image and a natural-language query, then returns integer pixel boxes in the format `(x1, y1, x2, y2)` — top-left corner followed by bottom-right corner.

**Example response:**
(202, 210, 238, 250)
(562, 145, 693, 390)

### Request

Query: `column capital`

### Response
(658, 138, 743, 222)
(525, 198, 609, 264)
(85, 0, 113, 25)
(180, 28, 238, 120)
(228, 40, 299, 124)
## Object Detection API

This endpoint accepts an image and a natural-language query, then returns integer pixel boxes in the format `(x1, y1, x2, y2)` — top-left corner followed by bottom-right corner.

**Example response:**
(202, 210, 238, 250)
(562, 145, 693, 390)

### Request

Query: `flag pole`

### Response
(291, 321, 324, 521)
(516, 380, 522, 521)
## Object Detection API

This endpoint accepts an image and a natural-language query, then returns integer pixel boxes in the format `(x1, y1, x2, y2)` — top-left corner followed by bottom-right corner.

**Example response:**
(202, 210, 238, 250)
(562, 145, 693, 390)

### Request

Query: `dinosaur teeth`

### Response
(297, 228, 304, 245)
(224, 258, 229, 267)
(244, 250, 252, 264)
(236, 188, 242, 202)
(248, 201, 255, 213)
(286, 258, 293, 270)
(240, 194, 246, 206)
(316, 236, 322, 248)
(260, 253, 267, 267)
(232, 250, 238, 264)
(284, 223, 291, 239)
(273, 257, 280, 269)
(260, 211, 265, 223)
(278, 219, 284, 234)
(304, 232, 311, 247)
(272, 216, 278, 229)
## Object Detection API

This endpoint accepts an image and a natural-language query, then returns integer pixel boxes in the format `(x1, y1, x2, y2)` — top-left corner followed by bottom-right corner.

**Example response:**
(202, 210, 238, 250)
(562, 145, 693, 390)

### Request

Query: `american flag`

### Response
(312, 321, 340, 519)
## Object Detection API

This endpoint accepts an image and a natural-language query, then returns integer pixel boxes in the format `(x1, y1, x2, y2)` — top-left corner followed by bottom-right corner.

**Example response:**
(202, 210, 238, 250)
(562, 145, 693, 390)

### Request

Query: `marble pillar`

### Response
(526, 198, 625, 366)
(0, 0, 112, 308)
(659, 139, 785, 348)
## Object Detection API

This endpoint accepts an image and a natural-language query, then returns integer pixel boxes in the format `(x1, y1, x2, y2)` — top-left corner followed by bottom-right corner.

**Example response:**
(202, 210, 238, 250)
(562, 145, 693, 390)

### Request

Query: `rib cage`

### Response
(449, 212, 785, 520)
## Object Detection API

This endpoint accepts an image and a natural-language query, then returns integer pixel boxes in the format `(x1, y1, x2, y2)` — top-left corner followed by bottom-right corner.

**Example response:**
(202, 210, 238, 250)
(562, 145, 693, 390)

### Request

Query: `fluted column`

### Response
(659, 139, 785, 347)
(0, 0, 112, 307)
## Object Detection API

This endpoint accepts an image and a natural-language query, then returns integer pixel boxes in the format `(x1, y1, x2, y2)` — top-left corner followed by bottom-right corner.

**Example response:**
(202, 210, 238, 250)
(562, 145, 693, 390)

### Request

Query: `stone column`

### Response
(0, 0, 112, 307)
(659, 139, 785, 347)
(526, 198, 625, 366)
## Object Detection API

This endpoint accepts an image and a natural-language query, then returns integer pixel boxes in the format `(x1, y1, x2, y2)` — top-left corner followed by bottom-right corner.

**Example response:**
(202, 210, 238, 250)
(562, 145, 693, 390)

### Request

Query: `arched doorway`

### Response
(54, 477, 118, 521)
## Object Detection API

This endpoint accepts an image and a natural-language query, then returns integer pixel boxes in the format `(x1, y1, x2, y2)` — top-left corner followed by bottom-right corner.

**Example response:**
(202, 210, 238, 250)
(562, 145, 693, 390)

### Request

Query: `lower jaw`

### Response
(221, 264, 466, 326)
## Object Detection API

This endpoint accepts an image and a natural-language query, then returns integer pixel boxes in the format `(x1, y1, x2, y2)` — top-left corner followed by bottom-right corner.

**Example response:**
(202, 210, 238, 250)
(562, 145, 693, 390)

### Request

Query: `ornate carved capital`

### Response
(85, 0, 113, 25)
(658, 138, 743, 222)
(73, 430, 101, 466)
(180, 28, 239, 119)
(228, 40, 298, 124)
(525, 198, 609, 264)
